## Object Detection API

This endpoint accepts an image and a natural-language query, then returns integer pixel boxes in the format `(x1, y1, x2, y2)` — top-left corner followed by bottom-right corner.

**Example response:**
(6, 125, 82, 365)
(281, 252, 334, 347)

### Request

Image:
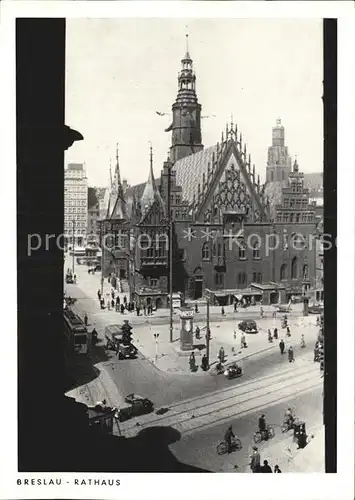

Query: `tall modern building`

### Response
(64, 163, 88, 246)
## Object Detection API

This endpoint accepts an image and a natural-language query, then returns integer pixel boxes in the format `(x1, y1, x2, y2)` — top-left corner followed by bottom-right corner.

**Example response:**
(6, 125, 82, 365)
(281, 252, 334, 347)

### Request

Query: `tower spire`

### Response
(140, 142, 166, 220)
(185, 33, 190, 59)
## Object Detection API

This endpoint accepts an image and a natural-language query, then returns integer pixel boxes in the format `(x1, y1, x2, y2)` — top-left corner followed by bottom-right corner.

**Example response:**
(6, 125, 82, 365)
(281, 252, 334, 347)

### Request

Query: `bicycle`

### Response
(253, 425, 275, 444)
(216, 436, 242, 455)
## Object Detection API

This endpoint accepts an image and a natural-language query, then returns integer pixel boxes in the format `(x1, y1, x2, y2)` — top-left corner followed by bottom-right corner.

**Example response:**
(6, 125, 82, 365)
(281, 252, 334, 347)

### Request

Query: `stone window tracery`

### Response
(202, 242, 210, 261)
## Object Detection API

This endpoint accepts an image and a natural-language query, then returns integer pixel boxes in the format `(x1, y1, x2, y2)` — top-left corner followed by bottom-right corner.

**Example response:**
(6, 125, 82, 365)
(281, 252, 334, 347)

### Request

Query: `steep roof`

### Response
(172, 146, 216, 204)
(140, 158, 166, 222)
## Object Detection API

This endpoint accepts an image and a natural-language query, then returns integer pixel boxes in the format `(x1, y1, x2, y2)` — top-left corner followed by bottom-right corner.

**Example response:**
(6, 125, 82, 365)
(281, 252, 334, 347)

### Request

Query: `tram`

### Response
(63, 308, 88, 354)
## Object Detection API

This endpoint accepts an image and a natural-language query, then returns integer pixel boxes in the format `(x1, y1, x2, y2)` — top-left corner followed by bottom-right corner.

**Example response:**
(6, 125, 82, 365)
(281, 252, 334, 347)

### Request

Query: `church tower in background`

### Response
(169, 35, 203, 164)
(265, 119, 292, 185)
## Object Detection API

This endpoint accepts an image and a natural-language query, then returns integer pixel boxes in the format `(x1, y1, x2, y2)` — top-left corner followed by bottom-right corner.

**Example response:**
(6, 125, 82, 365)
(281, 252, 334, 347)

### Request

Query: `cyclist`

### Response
(284, 407, 295, 428)
(224, 425, 235, 454)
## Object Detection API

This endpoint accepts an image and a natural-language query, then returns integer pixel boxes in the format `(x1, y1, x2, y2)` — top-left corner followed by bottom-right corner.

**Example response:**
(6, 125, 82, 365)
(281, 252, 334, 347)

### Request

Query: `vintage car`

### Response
(118, 342, 138, 360)
(308, 304, 324, 314)
(238, 320, 258, 334)
(117, 393, 154, 422)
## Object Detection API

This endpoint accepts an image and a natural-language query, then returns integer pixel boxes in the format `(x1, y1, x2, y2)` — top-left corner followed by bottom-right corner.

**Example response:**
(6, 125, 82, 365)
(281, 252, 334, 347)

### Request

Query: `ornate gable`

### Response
(194, 127, 269, 223)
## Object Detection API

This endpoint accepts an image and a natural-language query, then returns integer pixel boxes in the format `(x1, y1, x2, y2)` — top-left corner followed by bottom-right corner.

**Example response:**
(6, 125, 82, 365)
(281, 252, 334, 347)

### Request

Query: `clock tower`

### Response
(169, 35, 203, 164)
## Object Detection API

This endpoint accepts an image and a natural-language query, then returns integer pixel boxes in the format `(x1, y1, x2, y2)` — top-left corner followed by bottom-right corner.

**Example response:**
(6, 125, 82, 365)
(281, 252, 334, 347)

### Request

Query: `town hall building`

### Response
(100, 39, 318, 308)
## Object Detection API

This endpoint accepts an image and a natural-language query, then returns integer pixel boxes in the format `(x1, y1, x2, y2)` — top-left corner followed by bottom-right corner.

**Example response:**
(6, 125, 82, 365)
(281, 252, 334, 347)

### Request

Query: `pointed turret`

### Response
(140, 144, 166, 221)
(110, 143, 127, 220)
(293, 156, 299, 173)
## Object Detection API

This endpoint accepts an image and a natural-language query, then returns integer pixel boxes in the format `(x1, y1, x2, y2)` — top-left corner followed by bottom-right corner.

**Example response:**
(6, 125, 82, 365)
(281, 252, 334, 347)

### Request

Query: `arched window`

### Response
(280, 263, 287, 280)
(252, 241, 260, 260)
(291, 257, 298, 279)
(239, 243, 246, 260)
(202, 242, 210, 261)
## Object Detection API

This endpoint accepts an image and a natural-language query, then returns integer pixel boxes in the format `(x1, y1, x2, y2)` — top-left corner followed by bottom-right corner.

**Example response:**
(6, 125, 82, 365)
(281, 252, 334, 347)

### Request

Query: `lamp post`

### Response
(100, 220, 104, 296)
(168, 162, 173, 343)
(205, 297, 210, 368)
(72, 218, 75, 275)
(153, 333, 160, 361)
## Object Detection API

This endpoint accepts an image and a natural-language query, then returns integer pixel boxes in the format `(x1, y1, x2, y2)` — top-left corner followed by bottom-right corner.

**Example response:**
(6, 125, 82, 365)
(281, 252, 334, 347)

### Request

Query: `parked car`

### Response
(309, 304, 324, 314)
(238, 320, 258, 334)
(117, 393, 154, 422)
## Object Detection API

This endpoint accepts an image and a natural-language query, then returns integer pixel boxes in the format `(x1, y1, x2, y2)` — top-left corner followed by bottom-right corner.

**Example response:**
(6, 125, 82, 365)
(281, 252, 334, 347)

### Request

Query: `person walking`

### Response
(250, 446, 261, 473)
(189, 352, 196, 372)
(107, 300, 111, 311)
(123, 295, 127, 305)
(111, 299, 115, 310)
(234, 301, 237, 312)
(286, 326, 291, 337)
(195, 303, 199, 313)
(120, 304, 125, 314)
(218, 346, 225, 363)
(274, 465, 282, 473)
(240, 332, 247, 349)
(288, 346, 294, 363)
(260, 306, 264, 318)
(268, 329, 273, 343)
(97, 289, 101, 301)
(143, 304, 146, 316)
(273, 327, 278, 340)
(201, 353, 208, 371)
(279, 338, 285, 354)
(261, 460, 273, 473)
(221, 306, 225, 315)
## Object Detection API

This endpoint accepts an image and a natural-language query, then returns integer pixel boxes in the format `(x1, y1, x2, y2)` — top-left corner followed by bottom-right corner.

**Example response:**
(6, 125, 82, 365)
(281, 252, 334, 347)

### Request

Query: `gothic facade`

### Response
(101, 40, 318, 307)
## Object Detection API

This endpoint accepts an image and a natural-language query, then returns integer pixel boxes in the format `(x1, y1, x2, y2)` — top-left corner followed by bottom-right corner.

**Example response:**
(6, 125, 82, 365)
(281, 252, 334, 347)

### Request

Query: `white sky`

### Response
(65, 18, 323, 188)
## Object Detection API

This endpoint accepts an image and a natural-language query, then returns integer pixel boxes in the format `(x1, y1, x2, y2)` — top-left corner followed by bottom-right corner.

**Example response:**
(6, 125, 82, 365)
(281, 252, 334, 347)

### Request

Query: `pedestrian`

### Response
(201, 354, 208, 371)
(274, 465, 282, 473)
(111, 299, 115, 310)
(143, 304, 146, 316)
(218, 346, 225, 363)
(107, 300, 111, 311)
(279, 339, 285, 354)
(84, 314, 88, 327)
(195, 303, 199, 313)
(288, 346, 294, 363)
(136, 306, 140, 316)
(221, 306, 225, 315)
(111, 289, 115, 300)
(268, 329, 273, 343)
(240, 332, 247, 349)
(273, 327, 278, 339)
(260, 306, 264, 318)
(250, 446, 261, 473)
(286, 326, 291, 337)
(100, 298, 105, 310)
(123, 295, 127, 305)
(234, 301, 237, 312)
(74, 274, 77, 283)
(116, 295, 120, 306)
(261, 460, 273, 473)
(189, 352, 196, 371)
(97, 289, 101, 300)
(120, 304, 125, 314)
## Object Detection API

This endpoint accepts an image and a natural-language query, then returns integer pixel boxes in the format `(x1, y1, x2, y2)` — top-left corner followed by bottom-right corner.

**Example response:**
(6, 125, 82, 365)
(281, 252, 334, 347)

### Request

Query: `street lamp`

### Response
(72, 218, 75, 275)
(153, 333, 160, 361)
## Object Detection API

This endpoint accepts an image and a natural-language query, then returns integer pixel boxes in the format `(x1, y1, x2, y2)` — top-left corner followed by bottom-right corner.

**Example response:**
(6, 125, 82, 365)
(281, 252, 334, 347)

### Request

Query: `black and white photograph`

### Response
(1, 1, 353, 499)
